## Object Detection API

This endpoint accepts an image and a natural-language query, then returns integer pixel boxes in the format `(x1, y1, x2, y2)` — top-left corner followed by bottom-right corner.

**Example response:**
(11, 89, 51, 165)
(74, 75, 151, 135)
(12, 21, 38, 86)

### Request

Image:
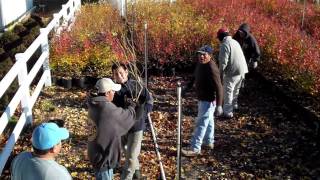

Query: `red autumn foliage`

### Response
(183, 0, 320, 95)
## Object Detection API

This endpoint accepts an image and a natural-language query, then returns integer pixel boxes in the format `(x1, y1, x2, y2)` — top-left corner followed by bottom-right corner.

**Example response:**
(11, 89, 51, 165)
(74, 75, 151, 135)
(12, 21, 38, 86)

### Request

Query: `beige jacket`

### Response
(218, 36, 248, 77)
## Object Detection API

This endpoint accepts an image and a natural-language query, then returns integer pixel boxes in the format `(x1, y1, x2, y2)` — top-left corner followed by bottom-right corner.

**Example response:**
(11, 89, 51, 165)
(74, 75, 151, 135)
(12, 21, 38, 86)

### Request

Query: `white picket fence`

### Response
(0, 0, 81, 174)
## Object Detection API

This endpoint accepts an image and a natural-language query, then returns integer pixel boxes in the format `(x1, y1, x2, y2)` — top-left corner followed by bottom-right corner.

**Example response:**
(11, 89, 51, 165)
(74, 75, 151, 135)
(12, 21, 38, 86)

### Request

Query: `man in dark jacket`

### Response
(112, 63, 153, 180)
(181, 45, 223, 157)
(87, 78, 137, 180)
(233, 23, 261, 70)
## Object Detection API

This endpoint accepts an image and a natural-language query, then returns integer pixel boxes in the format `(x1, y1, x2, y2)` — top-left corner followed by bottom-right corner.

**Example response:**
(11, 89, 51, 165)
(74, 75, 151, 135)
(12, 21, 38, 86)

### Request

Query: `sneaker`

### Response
(223, 113, 234, 119)
(181, 147, 200, 157)
(203, 143, 214, 150)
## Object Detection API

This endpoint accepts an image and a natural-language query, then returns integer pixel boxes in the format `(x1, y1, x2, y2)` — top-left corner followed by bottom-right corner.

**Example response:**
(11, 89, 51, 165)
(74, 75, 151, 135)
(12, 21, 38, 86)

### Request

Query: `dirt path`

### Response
(1, 75, 319, 179)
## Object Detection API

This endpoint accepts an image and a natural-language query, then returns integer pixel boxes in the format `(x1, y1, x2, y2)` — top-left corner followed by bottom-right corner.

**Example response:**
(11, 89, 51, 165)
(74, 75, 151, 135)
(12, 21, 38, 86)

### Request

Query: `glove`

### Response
(214, 106, 223, 117)
(145, 103, 153, 113)
(252, 61, 258, 69)
(125, 98, 136, 109)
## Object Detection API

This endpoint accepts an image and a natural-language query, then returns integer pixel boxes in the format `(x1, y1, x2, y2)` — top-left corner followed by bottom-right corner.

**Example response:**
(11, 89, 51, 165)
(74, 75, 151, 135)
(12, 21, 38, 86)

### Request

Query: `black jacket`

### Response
(113, 78, 153, 133)
(184, 60, 223, 105)
(233, 23, 261, 63)
(87, 96, 136, 171)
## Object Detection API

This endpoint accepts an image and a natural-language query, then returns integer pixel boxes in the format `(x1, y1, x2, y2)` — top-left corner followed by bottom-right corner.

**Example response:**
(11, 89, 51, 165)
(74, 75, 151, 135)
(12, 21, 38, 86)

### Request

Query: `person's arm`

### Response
(210, 61, 224, 116)
(218, 43, 230, 74)
(111, 103, 136, 136)
(210, 62, 223, 107)
(250, 36, 261, 62)
(144, 88, 154, 113)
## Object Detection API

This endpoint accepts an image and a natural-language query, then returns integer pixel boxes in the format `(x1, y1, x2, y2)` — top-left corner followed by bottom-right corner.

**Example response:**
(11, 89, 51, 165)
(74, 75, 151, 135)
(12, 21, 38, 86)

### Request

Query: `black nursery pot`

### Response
(73, 77, 86, 88)
(61, 77, 72, 89)
(0, 52, 9, 62)
(85, 76, 98, 88)
(51, 76, 57, 85)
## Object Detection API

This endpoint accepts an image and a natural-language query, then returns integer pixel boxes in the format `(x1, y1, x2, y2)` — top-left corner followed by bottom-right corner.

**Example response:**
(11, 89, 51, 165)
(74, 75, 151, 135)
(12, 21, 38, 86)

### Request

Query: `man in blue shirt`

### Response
(11, 122, 72, 180)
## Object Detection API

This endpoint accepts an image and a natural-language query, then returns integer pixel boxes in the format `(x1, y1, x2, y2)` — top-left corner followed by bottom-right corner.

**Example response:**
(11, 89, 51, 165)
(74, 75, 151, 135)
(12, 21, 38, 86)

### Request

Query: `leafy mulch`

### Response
(1, 75, 319, 179)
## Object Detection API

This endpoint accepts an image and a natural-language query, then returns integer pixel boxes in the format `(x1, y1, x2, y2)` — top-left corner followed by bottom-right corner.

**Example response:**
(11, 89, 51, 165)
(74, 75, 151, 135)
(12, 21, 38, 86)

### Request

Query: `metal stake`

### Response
(144, 23, 148, 88)
(147, 113, 167, 180)
(177, 81, 182, 179)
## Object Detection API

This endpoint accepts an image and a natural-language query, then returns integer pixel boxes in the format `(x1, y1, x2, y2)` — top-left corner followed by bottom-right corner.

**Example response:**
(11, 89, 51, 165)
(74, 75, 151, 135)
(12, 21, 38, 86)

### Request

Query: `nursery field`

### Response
(1, 75, 319, 179)
(1, 0, 320, 179)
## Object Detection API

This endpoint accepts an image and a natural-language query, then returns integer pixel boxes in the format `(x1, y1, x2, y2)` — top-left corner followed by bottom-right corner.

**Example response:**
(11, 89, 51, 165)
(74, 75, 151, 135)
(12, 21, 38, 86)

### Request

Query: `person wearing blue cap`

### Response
(11, 122, 71, 180)
(181, 45, 223, 157)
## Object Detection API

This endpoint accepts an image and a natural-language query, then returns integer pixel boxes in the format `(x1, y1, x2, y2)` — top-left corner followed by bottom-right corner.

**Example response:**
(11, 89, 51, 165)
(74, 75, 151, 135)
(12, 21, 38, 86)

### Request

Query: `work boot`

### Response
(133, 170, 147, 180)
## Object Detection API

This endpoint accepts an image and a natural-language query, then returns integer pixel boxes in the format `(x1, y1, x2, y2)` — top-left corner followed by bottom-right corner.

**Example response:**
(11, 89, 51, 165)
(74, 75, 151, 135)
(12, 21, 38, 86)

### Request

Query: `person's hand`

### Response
(125, 98, 136, 109)
(252, 61, 258, 69)
(214, 106, 223, 117)
(145, 103, 153, 113)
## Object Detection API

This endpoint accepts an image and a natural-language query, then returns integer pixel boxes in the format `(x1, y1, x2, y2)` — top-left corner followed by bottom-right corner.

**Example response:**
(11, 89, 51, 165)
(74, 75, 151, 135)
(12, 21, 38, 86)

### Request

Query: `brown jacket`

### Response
(185, 60, 223, 106)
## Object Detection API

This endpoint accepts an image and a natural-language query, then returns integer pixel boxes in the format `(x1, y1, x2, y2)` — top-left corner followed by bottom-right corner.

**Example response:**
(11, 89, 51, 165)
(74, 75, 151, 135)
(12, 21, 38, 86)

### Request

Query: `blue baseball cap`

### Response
(197, 45, 213, 54)
(32, 123, 69, 150)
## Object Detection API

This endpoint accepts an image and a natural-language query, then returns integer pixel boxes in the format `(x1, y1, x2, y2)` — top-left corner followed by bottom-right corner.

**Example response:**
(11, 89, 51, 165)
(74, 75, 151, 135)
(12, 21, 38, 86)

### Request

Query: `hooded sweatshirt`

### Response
(87, 95, 136, 171)
(233, 23, 261, 63)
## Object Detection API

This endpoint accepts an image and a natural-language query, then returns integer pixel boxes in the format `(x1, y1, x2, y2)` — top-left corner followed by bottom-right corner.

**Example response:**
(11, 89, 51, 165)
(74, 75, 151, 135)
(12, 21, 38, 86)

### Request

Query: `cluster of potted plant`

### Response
(50, 4, 132, 88)
(130, 1, 214, 73)
(0, 14, 46, 113)
(50, 0, 320, 96)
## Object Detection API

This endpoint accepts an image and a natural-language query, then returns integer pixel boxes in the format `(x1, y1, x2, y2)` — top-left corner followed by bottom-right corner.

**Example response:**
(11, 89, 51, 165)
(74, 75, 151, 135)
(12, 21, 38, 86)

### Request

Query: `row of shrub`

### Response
(50, 4, 130, 78)
(180, 0, 320, 95)
(253, 0, 320, 40)
(0, 14, 47, 114)
(0, 15, 45, 63)
(50, 0, 320, 96)
(130, 1, 214, 71)
(50, 2, 219, 77)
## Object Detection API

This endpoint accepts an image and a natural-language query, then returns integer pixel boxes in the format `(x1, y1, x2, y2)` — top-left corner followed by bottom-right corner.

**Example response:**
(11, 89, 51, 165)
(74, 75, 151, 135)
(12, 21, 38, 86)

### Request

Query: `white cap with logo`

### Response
(95, 78, 121, 93)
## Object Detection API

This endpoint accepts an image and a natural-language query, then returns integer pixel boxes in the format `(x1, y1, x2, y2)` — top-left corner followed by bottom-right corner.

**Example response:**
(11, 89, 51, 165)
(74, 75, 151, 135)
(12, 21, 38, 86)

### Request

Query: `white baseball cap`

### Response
(95, 78, 121, 93)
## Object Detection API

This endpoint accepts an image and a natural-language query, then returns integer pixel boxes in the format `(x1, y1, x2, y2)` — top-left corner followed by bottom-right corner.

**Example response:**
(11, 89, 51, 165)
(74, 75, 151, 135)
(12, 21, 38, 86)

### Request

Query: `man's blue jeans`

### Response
(95, 168, 113, 180)
(191, 101, 215, 152)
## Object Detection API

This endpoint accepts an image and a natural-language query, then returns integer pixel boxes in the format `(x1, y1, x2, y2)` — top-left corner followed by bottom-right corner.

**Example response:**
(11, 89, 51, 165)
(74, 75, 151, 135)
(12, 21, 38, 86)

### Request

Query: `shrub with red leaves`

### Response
(183, 0, 320, 95)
